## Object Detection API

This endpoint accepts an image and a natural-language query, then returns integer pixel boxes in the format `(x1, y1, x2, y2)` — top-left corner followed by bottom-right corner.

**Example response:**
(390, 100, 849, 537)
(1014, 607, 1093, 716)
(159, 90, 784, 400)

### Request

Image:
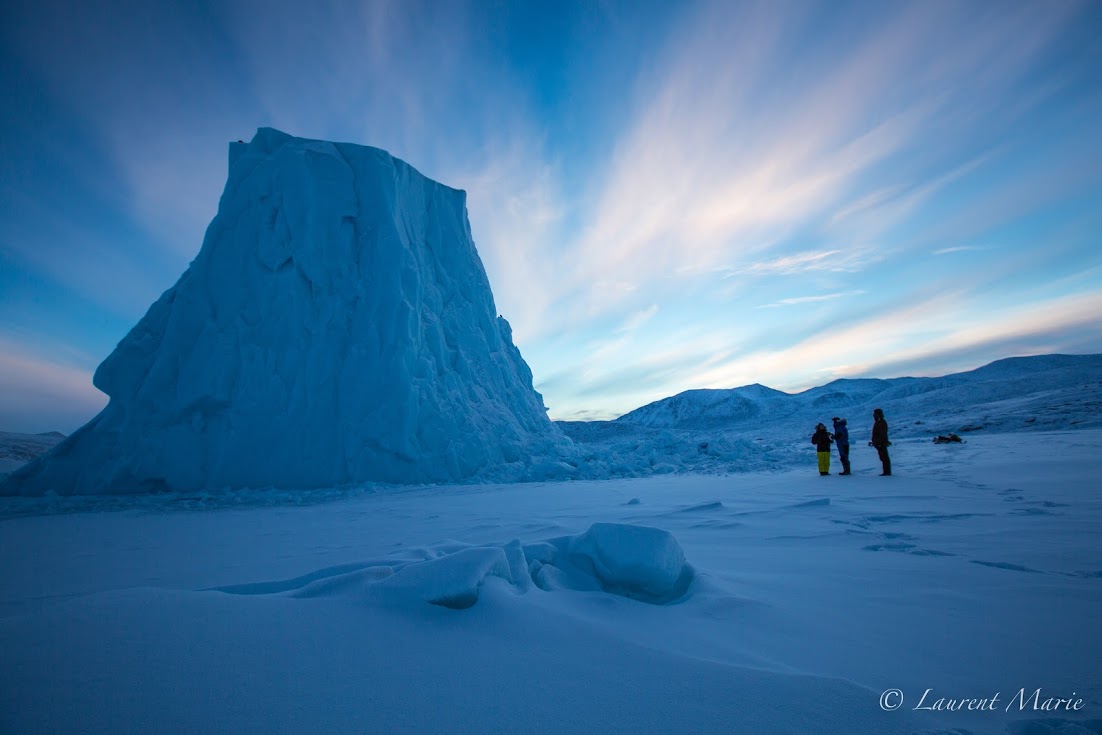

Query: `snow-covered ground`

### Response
(2, 429, 1099, 734)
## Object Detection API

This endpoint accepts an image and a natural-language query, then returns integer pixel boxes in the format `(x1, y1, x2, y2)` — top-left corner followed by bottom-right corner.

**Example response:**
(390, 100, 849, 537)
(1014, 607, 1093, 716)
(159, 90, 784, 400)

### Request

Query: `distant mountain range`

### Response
(612, 354, 1102, 433)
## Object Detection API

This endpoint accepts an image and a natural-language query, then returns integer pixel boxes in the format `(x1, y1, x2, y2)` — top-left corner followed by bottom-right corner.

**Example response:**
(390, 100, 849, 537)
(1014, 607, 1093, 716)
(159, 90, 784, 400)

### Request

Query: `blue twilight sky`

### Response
(1, 0, 1101, 433)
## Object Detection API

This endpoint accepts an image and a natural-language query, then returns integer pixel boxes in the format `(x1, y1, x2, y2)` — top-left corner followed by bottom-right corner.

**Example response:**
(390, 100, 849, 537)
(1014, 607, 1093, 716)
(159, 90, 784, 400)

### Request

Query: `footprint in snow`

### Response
(862, 512, 988, 524)
(862, 543, 956, 557)
(1010, 507, 1055, 516)
(862, 542, 918, 553)
(970, 560, 1042, 574)
(675, 500, 725, 513)
(1062, 570, 1102, 579)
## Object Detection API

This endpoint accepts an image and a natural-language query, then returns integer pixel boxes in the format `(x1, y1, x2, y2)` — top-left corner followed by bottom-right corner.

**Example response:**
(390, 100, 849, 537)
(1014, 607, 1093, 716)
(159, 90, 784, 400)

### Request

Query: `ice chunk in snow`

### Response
(377, 546, 518, 609)
(567, 523, 694, 603)
(365, 523, 694, 605)
(533, 561, 601, 593)
(3, 128, 565, 495)
(207, 524, 696, 609)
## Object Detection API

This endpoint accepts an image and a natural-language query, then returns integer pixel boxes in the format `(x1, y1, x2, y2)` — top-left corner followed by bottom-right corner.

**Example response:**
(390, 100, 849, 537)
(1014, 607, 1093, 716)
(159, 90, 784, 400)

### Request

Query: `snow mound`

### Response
(3, 128, 565, 496)
(212, 523, 695, 608)
(566, 523, 694, 603)
(376, 546, 518, 609)
(374, 523, 695, 607)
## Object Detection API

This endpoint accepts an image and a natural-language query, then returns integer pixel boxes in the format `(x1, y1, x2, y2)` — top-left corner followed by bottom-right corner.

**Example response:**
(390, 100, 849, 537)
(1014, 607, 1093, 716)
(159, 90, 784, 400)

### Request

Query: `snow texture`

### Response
(2, 129, 564, 495)
(3, 431, 1100, 734)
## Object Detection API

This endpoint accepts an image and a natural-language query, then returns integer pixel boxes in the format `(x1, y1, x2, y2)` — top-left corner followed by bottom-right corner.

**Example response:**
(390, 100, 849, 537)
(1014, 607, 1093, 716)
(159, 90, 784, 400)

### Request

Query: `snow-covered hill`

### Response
(556, 353, 1102, 476)
(616, 354, 1102, 432)
(614, 383, 793, 429)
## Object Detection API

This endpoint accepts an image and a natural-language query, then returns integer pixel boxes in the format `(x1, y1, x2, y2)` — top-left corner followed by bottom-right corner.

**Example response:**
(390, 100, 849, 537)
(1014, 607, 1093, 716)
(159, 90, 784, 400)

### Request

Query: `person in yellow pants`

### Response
(811, 423, 834, 476)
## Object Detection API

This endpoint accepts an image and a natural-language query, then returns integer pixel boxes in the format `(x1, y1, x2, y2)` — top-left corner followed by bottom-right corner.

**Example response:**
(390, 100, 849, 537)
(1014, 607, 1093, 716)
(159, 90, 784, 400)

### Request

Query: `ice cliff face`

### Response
(5, 128, 564, 494)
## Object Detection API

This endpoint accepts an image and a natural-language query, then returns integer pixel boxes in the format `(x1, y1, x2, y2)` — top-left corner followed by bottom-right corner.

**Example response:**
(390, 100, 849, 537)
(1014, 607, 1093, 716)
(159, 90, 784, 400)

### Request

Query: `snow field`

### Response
(2, 430, 1099, 733)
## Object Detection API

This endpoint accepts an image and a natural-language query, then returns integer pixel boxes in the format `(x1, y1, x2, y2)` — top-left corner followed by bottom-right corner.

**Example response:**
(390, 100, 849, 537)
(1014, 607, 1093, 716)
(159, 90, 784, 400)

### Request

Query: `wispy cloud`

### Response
(2, 0, 1097, 428)
(553, 408, 622, 422)
(450, 140, 569, 344)
(932, 245, 989, 256)
(0, 341, 106, 433)
(829, 186, 905, 226)
(559, 304, 663, 385)
(736, 250, 838, 276)
(826, 154, 993, 247)
(561, 3, 941, 291)
(537, 324, 741, 418)
(617, 304, 660, 333)
(683, 287, 1102, 395)
(756, 290, 866, 309)
(527, 1, 1084, 327)
(1, 213, 171, 321)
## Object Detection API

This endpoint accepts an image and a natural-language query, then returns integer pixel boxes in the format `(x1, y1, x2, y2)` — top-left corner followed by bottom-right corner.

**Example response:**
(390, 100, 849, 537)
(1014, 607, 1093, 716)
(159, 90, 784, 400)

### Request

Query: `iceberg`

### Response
(3, 129, 563, 495)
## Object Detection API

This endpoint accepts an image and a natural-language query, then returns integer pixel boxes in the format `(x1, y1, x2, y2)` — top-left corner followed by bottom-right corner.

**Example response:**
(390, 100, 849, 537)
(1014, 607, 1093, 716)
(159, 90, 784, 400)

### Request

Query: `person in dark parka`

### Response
(831, 417, 851, 475)
(870, 408, 891, 476)
(811, 423, 833, 476)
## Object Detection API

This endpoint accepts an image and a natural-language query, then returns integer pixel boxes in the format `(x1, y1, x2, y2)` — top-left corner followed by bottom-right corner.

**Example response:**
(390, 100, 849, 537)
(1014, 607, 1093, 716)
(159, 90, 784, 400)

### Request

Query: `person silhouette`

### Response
(832, 417, 850, 475)
(811, 422, 833, 476)
(869, 408, 891, 476)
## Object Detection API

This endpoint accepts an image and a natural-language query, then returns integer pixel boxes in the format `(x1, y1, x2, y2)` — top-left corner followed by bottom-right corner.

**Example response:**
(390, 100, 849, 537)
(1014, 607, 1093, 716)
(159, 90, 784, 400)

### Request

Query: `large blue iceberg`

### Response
(4, 129, 565, 494)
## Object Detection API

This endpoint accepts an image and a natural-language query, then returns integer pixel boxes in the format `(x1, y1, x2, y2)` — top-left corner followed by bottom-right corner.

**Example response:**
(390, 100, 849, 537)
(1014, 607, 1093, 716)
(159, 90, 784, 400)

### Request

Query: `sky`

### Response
(1, 0, 1101, 433)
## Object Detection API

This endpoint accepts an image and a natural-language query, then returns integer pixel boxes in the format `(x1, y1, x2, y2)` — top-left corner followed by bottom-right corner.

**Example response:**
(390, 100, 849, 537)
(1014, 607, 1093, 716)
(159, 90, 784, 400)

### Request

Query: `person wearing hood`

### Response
(811, 423, 833, 476)
(831, 417, 851, 475)
(870, 408, 892, 476)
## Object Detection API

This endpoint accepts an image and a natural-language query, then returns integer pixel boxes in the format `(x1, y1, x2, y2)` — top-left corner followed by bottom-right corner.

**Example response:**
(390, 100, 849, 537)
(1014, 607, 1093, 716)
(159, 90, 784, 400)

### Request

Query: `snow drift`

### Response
(2, 128, 563, 495)
(217, 522, 696, 610)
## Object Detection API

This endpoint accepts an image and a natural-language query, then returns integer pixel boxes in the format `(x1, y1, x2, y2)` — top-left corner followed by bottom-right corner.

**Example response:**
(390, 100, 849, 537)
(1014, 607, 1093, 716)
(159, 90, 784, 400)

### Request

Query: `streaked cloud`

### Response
(1, 0, 1099, 430)
(617, 305, 660, 333)
(0, 341, 106, 434)
(756, 291, 866, 309)
(685, 288, 1102, 394)
(723, 250, 870, 277)
(933, 245, 989, 256)
(450, 141, 570, 344)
